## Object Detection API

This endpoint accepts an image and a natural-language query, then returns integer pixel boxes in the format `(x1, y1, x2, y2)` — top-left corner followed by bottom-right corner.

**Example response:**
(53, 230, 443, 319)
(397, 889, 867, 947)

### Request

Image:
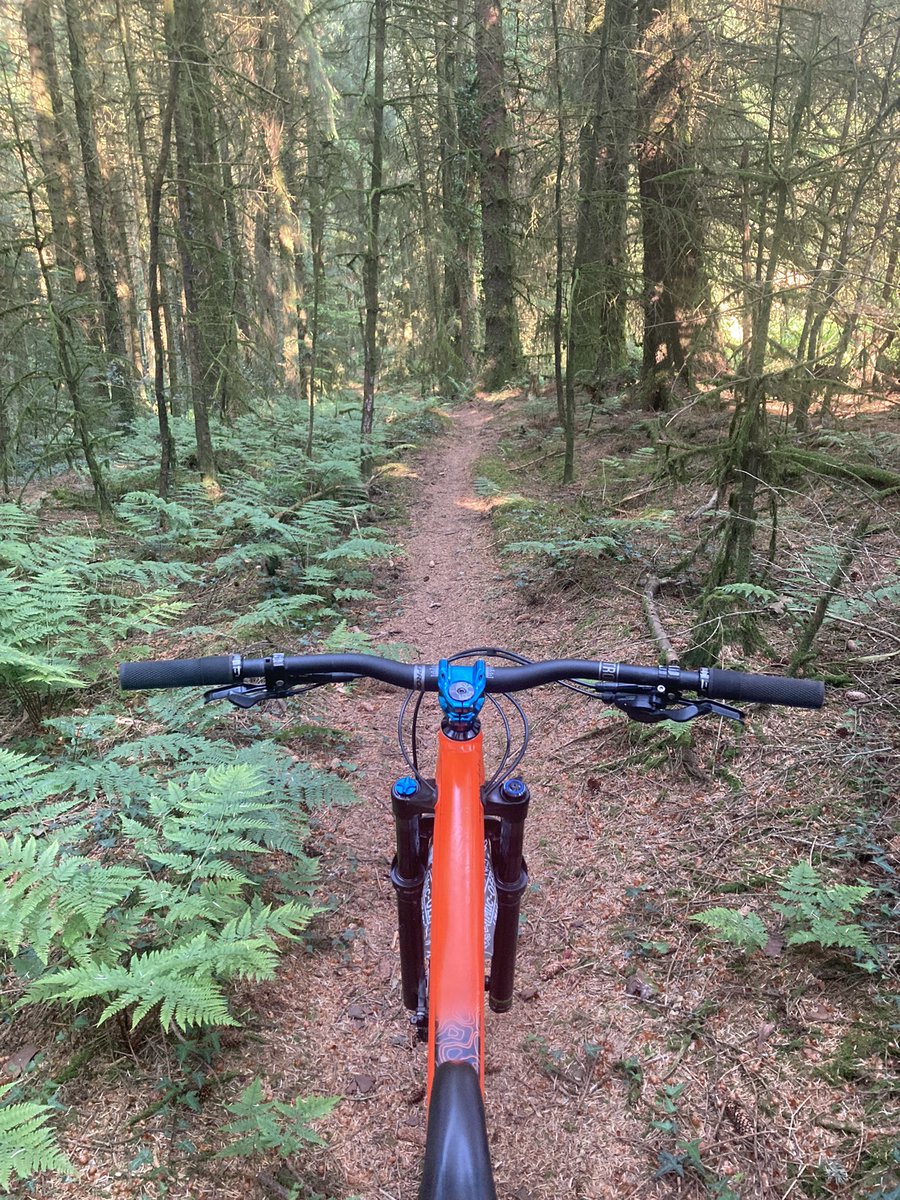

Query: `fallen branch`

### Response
(642, 575, 681, 665)
(614, 481, 666, 510)
(777, 447, 900, 491)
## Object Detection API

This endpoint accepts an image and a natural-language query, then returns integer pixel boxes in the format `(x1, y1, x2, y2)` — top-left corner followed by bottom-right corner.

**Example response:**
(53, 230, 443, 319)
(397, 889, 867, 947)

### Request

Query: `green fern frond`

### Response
(787, 920, 874, 952)
(232, 594, 326, 632)
(318, 534, 398, 561)
(711, 582, 779, 603)
(0, 1082, 72, 1190)
(0, 503, 39, 545)
(216, 1077, 336, 1159)
(0, 751, 57, 814)
(691, 907, 768, 951)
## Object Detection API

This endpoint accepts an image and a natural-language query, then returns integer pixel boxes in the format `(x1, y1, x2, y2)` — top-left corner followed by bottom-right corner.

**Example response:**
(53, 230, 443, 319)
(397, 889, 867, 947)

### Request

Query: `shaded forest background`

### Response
(1, 0, 897, 498)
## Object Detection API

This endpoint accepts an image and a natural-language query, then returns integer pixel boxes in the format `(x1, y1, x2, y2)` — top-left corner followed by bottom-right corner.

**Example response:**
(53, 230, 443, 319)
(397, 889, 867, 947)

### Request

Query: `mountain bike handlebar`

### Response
(118, 652, 825, 709)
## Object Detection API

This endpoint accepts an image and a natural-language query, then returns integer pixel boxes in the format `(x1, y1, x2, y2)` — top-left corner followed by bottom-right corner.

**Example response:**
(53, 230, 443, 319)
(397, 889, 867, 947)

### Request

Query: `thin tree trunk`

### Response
(711, 10, 819, 599)
(360, 0, 387, 462)
(272, 0, 312, 405)
(435, 0, 477, 388)
(636, 0, 705, 411)
(550, 0, 571, 477)
(22, 0, 90, 292)
(168, 0, 230, 483)
(148, 10, 179, 499)
(63, 0, 135, 423)
(306, 128, 326, 457)
(4, 62, 111, 514)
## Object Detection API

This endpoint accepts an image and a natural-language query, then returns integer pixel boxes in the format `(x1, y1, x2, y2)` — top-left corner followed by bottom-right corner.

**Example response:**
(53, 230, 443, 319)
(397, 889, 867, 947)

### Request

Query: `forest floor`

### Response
(22, 390, 899, 1200)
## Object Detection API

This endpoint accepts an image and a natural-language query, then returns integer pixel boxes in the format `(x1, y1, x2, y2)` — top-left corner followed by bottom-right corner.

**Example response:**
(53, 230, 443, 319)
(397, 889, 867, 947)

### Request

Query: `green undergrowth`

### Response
(0, 390, 444, 1192)
(475, 445, 682, 597)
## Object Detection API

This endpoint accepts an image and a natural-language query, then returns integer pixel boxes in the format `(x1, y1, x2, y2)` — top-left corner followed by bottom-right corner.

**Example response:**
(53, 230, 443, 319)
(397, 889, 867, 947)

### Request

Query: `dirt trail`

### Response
(257, 399, 649, 1200)
(378, 402, 520, 655)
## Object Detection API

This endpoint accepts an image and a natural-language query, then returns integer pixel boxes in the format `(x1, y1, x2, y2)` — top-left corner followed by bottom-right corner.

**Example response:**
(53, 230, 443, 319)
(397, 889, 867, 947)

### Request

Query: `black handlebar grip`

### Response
(119, 656, 237, 690)
(706, 669, 824, 709)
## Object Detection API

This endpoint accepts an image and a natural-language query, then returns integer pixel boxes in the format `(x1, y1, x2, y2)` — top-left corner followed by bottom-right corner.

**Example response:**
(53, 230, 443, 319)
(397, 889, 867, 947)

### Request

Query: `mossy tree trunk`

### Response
(692, 10, 820, 662)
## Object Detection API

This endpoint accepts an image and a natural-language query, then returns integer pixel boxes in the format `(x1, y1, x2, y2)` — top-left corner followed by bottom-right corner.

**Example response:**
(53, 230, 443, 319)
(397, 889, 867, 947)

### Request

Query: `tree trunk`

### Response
(569, 0, 635, 383)
(168, 0, 234, 482)
(4, 66, 111, 514)
(63, 0, 135, 423)
(22, 0, 90, 292)
(272, 0, 312, 405)
(702, 8, 820, 645)
(550, 0, 573, 479)
(360, 0, 387, 461)
(435, 0, 478, 388)
(474, 0, 521, 388)
(636, 0, 705, 411)
(148, 8, 179, 499)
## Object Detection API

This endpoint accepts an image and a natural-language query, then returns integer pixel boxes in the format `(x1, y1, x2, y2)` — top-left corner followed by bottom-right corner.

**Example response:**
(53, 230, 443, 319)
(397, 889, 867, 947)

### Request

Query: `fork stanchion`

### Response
(390, 777, 435, 1018)
(484, 778, 530, 1014)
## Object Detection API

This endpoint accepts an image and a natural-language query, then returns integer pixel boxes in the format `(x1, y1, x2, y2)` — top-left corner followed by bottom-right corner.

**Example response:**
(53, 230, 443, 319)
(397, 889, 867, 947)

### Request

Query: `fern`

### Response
(694, 861, 875, 961)
(692, 907, 768, 951)
(0, 1082, 71, 1191)
(710, 582, 779, 604)
(232, 594, 329, 633)
(1, 758, 330, 1030)
(774, 862, 873, 954)
(318, 532, 398, 562)
(216, 1077, 336, 1159)
(474, 477, 502, 497)
(505, 535, 619, 560)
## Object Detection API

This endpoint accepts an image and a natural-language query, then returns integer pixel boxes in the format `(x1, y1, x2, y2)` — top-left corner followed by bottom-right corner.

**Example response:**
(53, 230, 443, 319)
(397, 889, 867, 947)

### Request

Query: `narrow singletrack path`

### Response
(259, 398, 650, 1200)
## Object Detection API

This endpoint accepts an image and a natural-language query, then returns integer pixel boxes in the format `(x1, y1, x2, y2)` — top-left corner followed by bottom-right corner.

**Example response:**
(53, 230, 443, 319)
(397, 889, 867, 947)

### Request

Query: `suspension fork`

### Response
(390, 775, 435, 1039)
(484, 777, 530, 1013)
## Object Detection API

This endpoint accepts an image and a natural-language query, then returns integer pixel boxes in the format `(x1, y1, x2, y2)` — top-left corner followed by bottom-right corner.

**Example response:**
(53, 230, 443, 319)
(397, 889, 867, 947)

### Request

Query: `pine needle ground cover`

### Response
(0, 395, 436, 1197)
(471, 388, 898, 1200)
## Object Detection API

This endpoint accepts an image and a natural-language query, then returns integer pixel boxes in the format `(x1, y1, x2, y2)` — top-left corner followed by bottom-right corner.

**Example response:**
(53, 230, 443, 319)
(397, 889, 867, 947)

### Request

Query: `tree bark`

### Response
(148, 7, 179, 498)
(435, 0, 478, 389)
(22, 0, 90, 292)
(474, 0, 521, 388)
(569, 0, 635, 383)
(63, 0, 135, 423)
(4, 63, 111, 514)
(636, 0, 705, 410)
(360, 0, 387, 460)
(168, 0, 234, 482)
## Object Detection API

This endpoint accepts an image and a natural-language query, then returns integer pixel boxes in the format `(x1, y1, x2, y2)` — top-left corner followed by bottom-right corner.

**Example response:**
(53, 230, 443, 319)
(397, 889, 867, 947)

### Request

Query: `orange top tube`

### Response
(426, 727, 486, 1101)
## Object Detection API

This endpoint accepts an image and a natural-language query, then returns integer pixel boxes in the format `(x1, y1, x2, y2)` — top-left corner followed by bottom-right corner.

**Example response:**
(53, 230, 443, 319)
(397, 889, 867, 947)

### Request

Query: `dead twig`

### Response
(641, 575, 682, 665)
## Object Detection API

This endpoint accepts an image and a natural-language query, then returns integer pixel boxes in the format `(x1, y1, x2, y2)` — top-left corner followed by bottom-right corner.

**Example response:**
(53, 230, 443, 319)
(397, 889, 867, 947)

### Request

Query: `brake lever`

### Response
(204, 671, 363, 709)
(204, 684, 304, 708)
(611, 691, 744, 725)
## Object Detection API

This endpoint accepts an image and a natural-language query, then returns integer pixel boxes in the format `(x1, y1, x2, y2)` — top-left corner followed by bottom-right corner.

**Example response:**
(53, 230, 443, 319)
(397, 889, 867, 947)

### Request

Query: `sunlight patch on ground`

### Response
(457, 493, 525, 513)
(375, 462, 419, 479)
(474, 387, 520, 405)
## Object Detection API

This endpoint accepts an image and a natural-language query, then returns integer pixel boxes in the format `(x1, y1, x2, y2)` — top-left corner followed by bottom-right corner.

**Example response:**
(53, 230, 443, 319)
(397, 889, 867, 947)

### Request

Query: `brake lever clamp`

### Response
(612, 689, 744, 725)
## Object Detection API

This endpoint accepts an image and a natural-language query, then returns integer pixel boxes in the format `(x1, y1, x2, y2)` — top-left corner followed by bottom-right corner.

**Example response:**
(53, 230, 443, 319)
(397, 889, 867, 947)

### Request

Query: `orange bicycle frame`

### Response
(426, 727, 486, 1098)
